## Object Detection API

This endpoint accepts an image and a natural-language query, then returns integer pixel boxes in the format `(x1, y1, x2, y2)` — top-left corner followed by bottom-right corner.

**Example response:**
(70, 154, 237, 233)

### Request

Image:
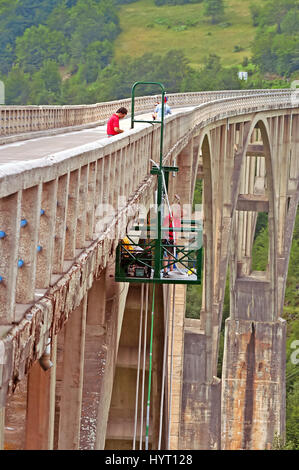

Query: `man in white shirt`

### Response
(154, 96, 172, 120)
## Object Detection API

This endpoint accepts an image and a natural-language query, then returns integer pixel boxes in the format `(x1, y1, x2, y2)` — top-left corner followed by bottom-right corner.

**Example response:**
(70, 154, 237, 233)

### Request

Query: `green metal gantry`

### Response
(115, 81, 202, 285)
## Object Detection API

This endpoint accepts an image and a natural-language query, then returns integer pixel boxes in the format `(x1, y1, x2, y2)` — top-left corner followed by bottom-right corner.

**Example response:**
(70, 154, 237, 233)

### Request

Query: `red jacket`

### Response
(107, 114, 119, 135)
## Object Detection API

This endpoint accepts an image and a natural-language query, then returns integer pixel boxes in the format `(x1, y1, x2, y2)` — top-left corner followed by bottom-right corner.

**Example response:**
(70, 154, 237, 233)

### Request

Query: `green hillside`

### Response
(1, 0, 298, 105)
(116, 0, 255, 69)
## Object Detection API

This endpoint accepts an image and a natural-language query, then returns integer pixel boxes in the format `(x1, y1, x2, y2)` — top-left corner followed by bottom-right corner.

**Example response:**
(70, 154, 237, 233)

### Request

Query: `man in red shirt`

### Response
(107, 107, 128, 137)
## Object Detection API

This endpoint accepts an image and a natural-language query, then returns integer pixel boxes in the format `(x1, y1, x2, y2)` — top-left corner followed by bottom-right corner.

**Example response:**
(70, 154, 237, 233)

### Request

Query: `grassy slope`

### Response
(116, 0, 255, 69)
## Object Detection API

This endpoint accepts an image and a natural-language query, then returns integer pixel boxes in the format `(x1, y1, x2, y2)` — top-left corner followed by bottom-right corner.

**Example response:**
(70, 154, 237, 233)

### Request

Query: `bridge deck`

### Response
(0, 107, 194, 165)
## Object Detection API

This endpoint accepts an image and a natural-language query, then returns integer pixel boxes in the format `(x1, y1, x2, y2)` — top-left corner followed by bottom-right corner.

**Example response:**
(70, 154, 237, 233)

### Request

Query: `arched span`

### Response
(192, 131, 214, 355)
(238, 114, 278, 320)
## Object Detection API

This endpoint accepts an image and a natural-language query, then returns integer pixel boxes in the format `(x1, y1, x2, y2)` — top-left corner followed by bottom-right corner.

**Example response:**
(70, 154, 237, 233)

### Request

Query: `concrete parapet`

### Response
(0, 90, 289, 139)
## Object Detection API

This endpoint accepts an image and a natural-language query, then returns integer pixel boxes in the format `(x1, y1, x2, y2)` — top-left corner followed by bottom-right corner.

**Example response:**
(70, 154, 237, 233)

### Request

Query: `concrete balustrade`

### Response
(0, 89, 291, 139)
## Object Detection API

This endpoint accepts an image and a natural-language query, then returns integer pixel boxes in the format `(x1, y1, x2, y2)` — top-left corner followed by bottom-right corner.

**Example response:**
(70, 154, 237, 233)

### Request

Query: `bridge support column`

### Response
(152, 284, 165, 450)
(221, 273, 286, 450)
(80, 273, 106, 450)
(172, 140, 193, 207)
(0, 407, 4, 449)
(57, 294, 87, 450)
(25, 337, 57, 450)
(179, 324, 221, 450)
(104, 284, 144, 449)
(167, 285, 186, 450)
(95, 265, 129, 450)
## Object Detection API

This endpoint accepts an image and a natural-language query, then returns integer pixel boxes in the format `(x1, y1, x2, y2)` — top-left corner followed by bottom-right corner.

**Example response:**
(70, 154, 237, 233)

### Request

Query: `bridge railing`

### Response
(0, 89, 291, 137)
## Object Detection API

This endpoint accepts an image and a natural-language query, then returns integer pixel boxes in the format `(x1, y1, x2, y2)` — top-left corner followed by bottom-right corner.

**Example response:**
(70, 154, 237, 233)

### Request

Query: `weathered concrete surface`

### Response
(25, 357, 56, 450)
(0, 407, 4, 449)
(2, 376, 27, 449)
(86, 262, 130, 450)
(167, 285, 186, 450)
(233, 277, 275, 322)
(0, 164, 156, 405)
(58, 295, 87, 450)
(179, 328, 221, 450)
(221, 318, 286, 450)
(80, 276, 107, 450)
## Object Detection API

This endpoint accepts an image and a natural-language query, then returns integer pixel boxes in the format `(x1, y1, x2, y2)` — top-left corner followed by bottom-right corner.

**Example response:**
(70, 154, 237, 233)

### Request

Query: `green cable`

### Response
(145, 283, 156, 450)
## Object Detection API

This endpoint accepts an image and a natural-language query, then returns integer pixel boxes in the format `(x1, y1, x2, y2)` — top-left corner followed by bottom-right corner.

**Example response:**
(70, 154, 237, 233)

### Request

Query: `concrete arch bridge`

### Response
(0, 89, 298, 450)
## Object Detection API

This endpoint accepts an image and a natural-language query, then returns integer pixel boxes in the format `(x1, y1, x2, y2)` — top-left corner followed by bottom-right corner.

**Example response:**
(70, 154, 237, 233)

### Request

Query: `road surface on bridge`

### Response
(0, 107, 194, 166)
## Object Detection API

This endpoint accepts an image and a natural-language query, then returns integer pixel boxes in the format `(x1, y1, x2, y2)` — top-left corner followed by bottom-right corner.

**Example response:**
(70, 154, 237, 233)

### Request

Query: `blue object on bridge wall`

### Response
(37, 245, 43, 252)
(40, 209, 45, 216)
(0, 276, 3, 283)
(18, 259, 24, 268)
(0, 231, 6, 239)
(20, 219, 28, 228)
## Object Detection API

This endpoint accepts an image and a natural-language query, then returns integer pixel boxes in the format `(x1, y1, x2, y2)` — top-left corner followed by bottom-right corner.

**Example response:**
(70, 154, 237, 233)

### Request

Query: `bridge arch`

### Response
(222, 113, 288, 450)
(231, 115, 278, 320)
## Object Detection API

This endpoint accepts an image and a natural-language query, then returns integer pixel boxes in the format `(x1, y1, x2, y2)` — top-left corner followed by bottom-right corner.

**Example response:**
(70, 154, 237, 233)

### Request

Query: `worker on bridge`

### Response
(162, 194, 182, 278)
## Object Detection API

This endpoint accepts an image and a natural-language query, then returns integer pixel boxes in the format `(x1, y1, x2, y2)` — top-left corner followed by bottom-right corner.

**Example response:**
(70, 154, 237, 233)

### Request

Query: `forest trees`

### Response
(203, 0, 225, 24)
(0, 0, 298, 104)
(0, 0, 120, 102)
(181, 54, 241, 92)
(251, 0, 299, 77)
(15, 25, 66, 73)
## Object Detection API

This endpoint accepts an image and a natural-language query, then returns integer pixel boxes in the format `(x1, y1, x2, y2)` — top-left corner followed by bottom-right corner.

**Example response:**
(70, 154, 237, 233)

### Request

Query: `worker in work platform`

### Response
(163, 194, 182, 278)
(154, 96, 172, 120)
(107, 107, 128, 137)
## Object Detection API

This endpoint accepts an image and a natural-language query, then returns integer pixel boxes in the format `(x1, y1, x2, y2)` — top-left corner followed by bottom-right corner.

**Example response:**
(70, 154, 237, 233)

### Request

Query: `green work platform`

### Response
(115, 219, 203, 285)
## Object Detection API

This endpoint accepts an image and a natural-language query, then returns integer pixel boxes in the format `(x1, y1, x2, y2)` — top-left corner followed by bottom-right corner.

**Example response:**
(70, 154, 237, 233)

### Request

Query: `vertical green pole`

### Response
(131, 83, 136, 129)
(154, 172, 163, 279)
(129, 82, 167, 447)
(197, 247, 203, 283)
(130, 82, 166, 280)
(145, 283, 156, 450)
(155, 91, 165, 279)
(159, 91, 165, 167)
